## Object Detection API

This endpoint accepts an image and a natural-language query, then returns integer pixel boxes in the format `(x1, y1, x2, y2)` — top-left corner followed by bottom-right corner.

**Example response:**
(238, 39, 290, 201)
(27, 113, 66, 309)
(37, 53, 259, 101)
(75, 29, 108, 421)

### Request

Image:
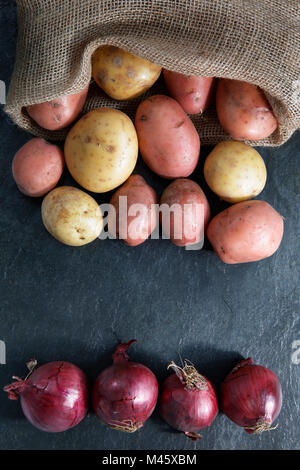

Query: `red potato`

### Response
(26, 85, 89, 131)
(207, 200, 284, 264)
(12, 138, 64, 197)
(135, 95, 200, 179)
(163, 70, 215, 114)
(160, 179, 210, 247)
(216, 79, 278, 141)
(108, 175, 158, 246)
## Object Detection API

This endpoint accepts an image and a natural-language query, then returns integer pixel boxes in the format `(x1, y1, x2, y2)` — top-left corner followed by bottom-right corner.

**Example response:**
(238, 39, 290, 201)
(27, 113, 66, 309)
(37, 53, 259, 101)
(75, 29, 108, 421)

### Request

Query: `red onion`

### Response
(221, 358, 282, 433)
(92, 340, 158, 432)
(4, 360, 89, 432)
(159, 361, 219, 440)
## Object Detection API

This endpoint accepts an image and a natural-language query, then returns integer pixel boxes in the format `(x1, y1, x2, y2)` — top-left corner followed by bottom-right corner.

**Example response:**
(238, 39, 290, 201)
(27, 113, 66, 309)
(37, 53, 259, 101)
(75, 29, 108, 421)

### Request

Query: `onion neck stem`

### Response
(168, 360, 208, 390)
(113, 339, 137, 363)
(3, 359, 37, 400)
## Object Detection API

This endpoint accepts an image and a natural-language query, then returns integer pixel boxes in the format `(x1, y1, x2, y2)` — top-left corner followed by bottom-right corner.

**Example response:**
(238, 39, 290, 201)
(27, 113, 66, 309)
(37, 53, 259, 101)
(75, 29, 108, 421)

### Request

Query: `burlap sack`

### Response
(5, 0, 300, 146)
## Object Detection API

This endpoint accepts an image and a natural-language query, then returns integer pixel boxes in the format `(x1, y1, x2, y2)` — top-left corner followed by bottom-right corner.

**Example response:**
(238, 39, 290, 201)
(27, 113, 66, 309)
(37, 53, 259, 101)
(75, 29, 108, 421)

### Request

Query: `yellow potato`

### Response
(42, 186, 103, 246)
(64, 108, 138, 193)
(92, 45, 161, 100)
(204, 140, 267, 203)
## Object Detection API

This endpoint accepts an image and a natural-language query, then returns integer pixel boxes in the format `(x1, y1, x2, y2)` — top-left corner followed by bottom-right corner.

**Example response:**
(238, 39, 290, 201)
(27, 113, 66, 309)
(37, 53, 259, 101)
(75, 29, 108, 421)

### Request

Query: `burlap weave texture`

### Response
(5, 0, 300, 146)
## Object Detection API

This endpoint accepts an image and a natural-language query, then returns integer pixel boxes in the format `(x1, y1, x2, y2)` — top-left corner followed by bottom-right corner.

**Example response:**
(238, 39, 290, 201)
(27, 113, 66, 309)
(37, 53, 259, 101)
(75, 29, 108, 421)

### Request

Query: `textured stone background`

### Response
(0, 0, 299, 450)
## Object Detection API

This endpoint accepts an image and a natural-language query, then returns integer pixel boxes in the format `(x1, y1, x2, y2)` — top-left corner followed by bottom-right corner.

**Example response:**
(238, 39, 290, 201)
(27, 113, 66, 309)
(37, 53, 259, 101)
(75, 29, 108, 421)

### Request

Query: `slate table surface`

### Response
(0, 0, 299, 451)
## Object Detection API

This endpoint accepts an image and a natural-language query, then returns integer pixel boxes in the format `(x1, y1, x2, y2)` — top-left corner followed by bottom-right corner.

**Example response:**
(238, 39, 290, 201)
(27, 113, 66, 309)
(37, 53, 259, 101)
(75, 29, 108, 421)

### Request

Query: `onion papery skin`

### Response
(159, 362, 219, 440)
(92, 340, 159, 432)
(4, 361, 89, 432)
(221, 358, 282, 434)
